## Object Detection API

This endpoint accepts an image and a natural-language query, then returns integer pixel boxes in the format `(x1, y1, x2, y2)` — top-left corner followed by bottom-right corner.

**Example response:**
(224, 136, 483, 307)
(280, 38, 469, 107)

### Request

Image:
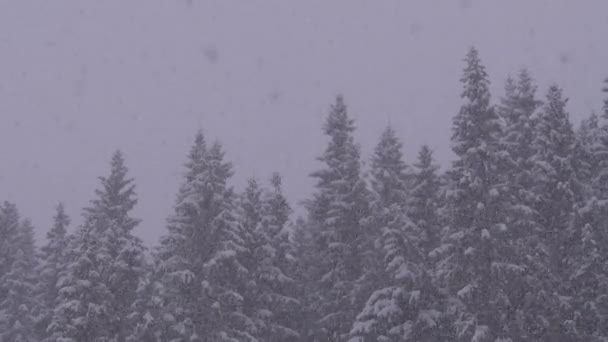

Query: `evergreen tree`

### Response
(565, 87, 608, 340)
(155, 132, 251, 341)
(35, 203, 71, 341)
(497, 69, 546, 340)
(528, 84, 582, 340)
(0, 203, 38, 342)
(258, 173, 301, 341)
(238, 175, 301, 341)
(408, 145, 442, 259)
(350, 127, 442, 341)
(305, 95, 370, 341)
(437, 47, 516, 341)
(50, 151, 145, 342)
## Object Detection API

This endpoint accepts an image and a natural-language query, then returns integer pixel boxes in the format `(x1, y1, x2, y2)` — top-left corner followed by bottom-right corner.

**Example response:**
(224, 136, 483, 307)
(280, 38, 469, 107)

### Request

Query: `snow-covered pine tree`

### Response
(528, 84, 582, 340)
(256, 173, 301, 341)
(437, 47, 518, 341)
(0, 204, 38, 342)
(237, 177, 266, 339)
(408, 145, 441, 260)
(496, 69, 546, 339)
(49, 218, 113, 341)
(290, 217, 319, 342)
(305, 95, 370, 341)
(155, 132, 251, 341)
(350, 127, 442, 341)
(49, 151, 145, 342)
(95, 151, 147, 341)
(565, 85, 608, 339)
(35, 203, 71, 341)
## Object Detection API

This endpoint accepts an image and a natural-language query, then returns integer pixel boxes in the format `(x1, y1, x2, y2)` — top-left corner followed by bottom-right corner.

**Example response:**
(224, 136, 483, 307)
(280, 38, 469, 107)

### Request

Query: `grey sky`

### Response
(1, 0, 607, 246)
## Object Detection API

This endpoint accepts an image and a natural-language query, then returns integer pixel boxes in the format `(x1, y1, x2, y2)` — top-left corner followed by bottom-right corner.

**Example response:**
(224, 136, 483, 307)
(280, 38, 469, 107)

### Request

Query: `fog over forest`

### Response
(2, 1, 608, 341)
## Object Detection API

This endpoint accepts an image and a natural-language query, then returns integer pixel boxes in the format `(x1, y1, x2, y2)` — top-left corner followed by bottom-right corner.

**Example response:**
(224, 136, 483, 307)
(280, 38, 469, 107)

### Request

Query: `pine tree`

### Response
(496, 69, 546, 340)
(50, 151, 145, 342)
(95, 151, 147, 342)
(528, 84, 582, 340)
(350, 127, 442, 341)
(408, 145, 441, 259)
(35, 203, 71, 341)
(155, 132, 251, 341)
(437, 47, 517, 341)
(0, 204, 38, 342)
(565, 86, 608, 339)
(305, 95, 370, 341)
(257, 174, 300, 341)
(236, 174, 301, 341)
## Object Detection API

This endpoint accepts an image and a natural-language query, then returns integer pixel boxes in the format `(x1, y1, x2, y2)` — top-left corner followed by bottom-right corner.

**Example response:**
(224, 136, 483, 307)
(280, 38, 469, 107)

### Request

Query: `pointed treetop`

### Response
(415, 145, 436, 170)
(86, 150, 138, 231)
(544, 84, 569, 118)
(461, 47, 491, 105)
(503, 75, 516, 100)
(185, 130, 208, 181)
(517, 68, 536, 98)
(270, 172, 282, 190)
(373, 126, 406, 170)
(370, 125, 409, 206)
(208, 140, 234, 177)
(324, 94, 354, 137)
(48, 202, 70, 241)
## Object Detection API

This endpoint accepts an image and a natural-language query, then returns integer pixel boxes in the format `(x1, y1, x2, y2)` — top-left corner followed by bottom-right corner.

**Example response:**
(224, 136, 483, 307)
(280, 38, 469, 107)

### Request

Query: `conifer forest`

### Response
(3, 44, 608, 341)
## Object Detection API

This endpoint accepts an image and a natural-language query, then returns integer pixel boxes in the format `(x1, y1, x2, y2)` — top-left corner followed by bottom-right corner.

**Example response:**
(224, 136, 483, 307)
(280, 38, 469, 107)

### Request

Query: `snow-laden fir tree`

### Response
(49, 151, 146, 342)
(408, 145, 442, 260)
(304, 95, 370, 341)
(496, 69, 546, 339)
(35, 203, 71, 341)
(436, 47, 519, 341)
(0, 203, 38, 342)
(528, 84, 582, 341)
(258, 173, 301, 341)
(350, 127, 442, 341)
(565, 85, 608, 340)
(155, 132, 251, 341)
(237, 175, 300, 341)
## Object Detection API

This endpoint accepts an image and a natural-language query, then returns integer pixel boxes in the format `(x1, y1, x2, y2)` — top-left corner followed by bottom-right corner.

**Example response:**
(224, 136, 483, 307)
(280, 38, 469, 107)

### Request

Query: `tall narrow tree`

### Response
(350, 127, 442, 341)
(436, 47, 516, 341)
(35, 203, 71, 341)
(305, 95, 370, 341)
(529, 84, 581, 340)
(408, 145, 442, 259)
(0, 203, 38, 342)
(156, 132, 251, 341)
(50, 151, 145, 342)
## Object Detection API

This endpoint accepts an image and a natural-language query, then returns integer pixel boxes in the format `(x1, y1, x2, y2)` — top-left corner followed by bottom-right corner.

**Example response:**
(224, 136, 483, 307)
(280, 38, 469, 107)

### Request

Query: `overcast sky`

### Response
(1, 0, 607, 246)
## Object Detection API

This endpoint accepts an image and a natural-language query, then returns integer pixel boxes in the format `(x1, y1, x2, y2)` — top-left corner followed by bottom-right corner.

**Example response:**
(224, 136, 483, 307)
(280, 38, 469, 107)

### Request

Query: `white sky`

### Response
(0, 0, 607, 246)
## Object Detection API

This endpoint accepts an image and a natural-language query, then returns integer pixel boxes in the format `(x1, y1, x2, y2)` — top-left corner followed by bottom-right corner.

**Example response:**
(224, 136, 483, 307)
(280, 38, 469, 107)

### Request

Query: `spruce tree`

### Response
(350, 127, 442, 341)
(528, 84, 582, 340)
(496, 69, 545, 340)
(408, 145, 441, 259)
(437, 47, 517, 341)
(50, 151, 145, 342)
(565, 87, 608, 339)
(305, 95, 370, 341)
(155, 132, 251, 341)
(237, 175, 301, 341)
(0, 204, 38, 342)
(35, 203, 71, 341)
